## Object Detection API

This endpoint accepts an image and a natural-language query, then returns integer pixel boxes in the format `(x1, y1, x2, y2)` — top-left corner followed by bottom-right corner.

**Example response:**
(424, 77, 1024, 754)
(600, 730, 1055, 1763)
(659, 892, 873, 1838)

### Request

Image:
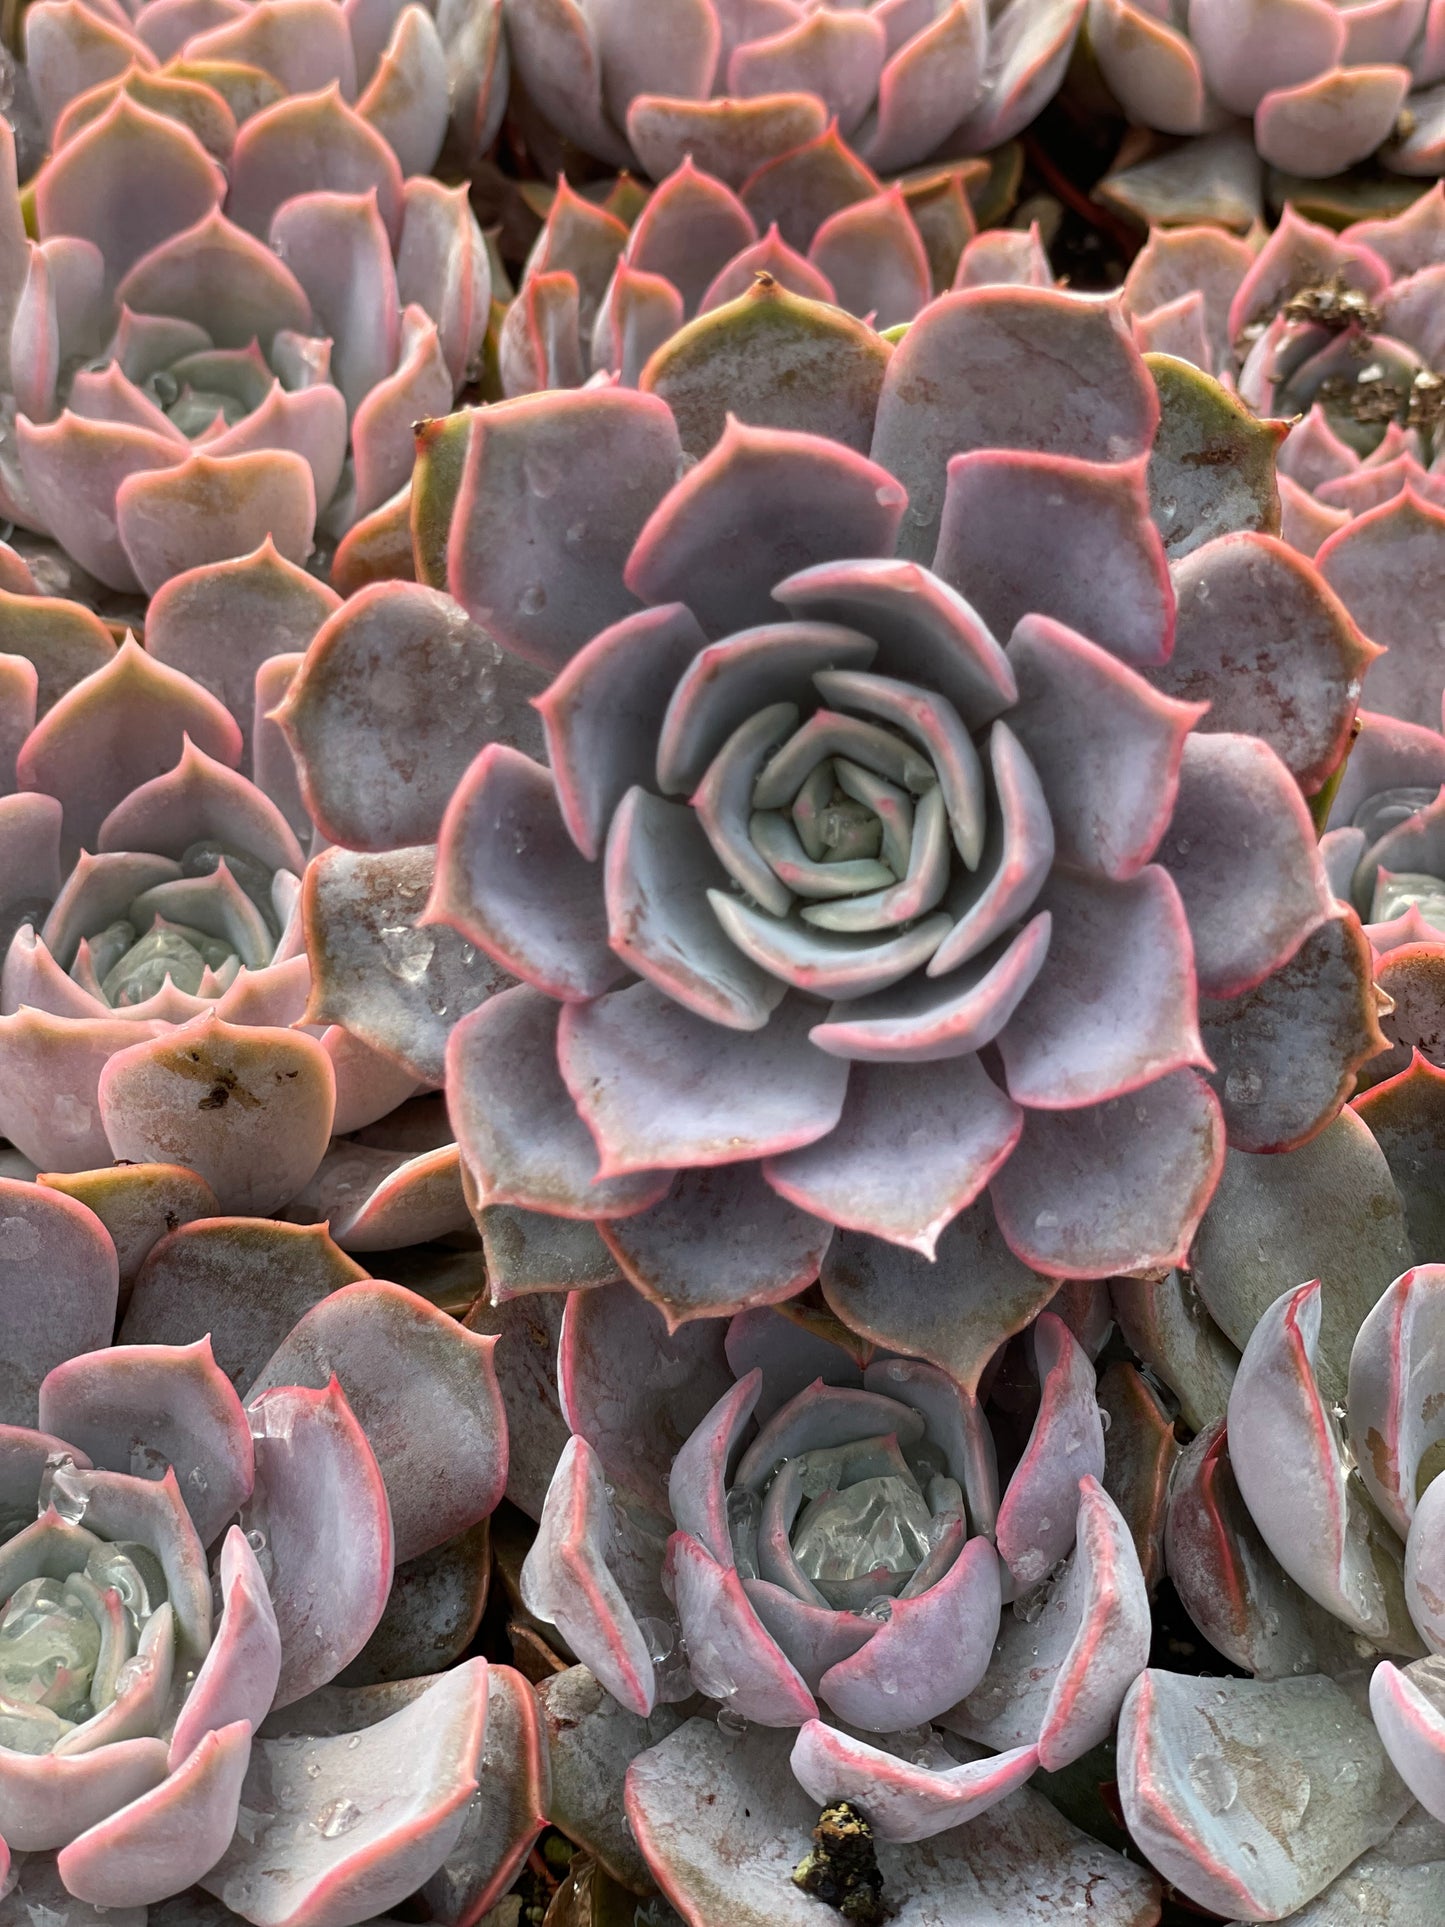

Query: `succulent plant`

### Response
(1122, 194, 1445, 737)
(275, 280, 1389, 1311)
(1088, 0, 1445, 186)
(0, 1172, 537, 1922)
(502, 0, 1085, 185)
(0, 2, 493, 595)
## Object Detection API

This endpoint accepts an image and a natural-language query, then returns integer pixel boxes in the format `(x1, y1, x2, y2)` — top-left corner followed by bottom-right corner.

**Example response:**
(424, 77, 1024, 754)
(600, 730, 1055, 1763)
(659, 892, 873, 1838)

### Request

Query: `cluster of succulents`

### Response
(1, 3, 1445, 1925)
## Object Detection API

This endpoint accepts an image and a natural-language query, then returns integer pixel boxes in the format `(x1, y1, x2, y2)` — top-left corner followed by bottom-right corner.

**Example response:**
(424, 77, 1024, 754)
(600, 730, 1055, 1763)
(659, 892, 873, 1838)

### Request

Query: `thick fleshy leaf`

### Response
(1151, 531, 1374, 793)
(558, 1278, 733, 1515)
(396, 174, 490, 389)
(1350, 1262, 1445, 1538)
(37, 93, 223, 287)
(537, 1664, 682, 1891)
(1259, 65, 1411, 176)
(117, 208, 310, 351)
(667, 1529, 818, 1725)
(0, 1177, 118, 1427)
(447, 985, 672, 1221)
(302, 842, 511, 1084)
(247, 1279, 505, 1565)
(117, 1211, 360, 1380)
(278, 582, 542, 850)
(626, 93, 828, 189)
(871, 287, 1159, 562)
(1111, 1269, 1238, 1433)
(790, 1721, 1037, 1846)
(1117, 1670, 1412, 1920)
(764, 1054, 1020, 1255)
(821, 1195, 1056, 1394)
(0, 589, 116, 718)
(0, 1006, 164, 1171)
(39, 1335, 251, 1545)
(1317, 488, 1445, 731)
(226, 83, 403, 241)
(808, 186, 930, 330)
(739, 121, 881, 252)
(98, 1015, 334, 1213)
(625, 1718, 1161, 1926)
(1229, 1281, 1412, 1643)
(202, 1660, 487, 1924)
(0, 1730, 169, 1852)
(731, 9, 885, 141)
(1144, 352, 1286, 562)
(625, 159, 756, 320)
(241, 1376, 392, 1706)
(989, 1070, 1226, 1278)
(521, 1434, 660, 1719)
(601, 1161, 832, 1324)
(627, 416, 904, 640)
(935, 451, 1172, 670)
(1097, 1361, 1176, 1592)
(1200, 907, 1384, 1153)
(462, 1290, 570, 1521)
(1370, 1658, 1445, 1822)
(1190, 1107, 1414, 1400)
(995, 1313, 1106, 1587)
(447, 385, 683, 672)
(168, 1525, 281, 1766)
(56, 1719, 252, 1908)
(36, 1162, 219, 1296)
(14, 413, 178, 594)
(639, 275, 892, 459)
(116, 447, 316, 596)
(558, 984, 849, 1176)
(1005, 612, 1199, 880)
(948, 1476, 1150, 1771)
(535, 602, 707, 861)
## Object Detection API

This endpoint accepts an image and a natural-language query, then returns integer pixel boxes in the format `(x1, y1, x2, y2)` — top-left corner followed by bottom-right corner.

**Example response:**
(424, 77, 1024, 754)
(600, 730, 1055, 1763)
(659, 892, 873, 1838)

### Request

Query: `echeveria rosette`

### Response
(334, 282, 1378, 1314)
(503, 0, 1085, 185)
(517, 1280, 1159, 1890)
(0, 1172, 540, 1924)
(1089, 0, 1445, 196)
(0, 2, 492, 595)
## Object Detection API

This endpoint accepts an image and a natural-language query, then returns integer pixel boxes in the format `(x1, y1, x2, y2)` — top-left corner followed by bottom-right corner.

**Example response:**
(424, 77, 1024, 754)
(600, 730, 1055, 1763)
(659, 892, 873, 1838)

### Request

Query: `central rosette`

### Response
(689, 651, 988, 997)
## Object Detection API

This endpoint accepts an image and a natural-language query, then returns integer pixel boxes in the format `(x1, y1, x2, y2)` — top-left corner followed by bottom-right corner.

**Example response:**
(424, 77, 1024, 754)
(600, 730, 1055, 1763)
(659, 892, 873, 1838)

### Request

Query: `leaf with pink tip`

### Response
(36, 1162, 218, 1296)
(535, 602, 707, 861)
(1098, 1361, 1176, 1592)
(37, 93, 222, 288)
(0, 1006, 169, 1170)
(730, 10, 884, 140)
(240, 1375, 391, 1706)
(600, 1162, 833, 1324)
(355, 3, 448, 175)
(625, 159, 757, 320)
(0, 593, 116, 723)
(0, 1177, 117, 1426)
(1188, 0, 1346, 118)
(202, 1659, 487, 1921)
(430, 746, 619, 1001)
(626, 418, 904, 640)
(117, 209, 311, 349)
(666, 1369, 762, 1565)
(166, 1525, 281, 1767)
(864, 0, 987, 171)
(1228, 202, 1392, 342)
(447, 385, 683, 671)
(501, 0, 628, 169)
(248, 1279, 505, 1564)
(1086, 0, 1212, 135)
(144, 538, 338, 761)
(39, 1335, 251, 1544)
(559, 984, 849, 1177)
(949, 1474, 1151, 1772)
(448, 985, 672, 1220)
(953, 223, 1054, 291)
(996, 865, 1207, 1109)
(279, 581, 541, 851)
(739, 121, 880, 252)
(15, 414, 181, 593)
(227, 84, 403, 242)
(353, 307, 452, 519)
(187, 0, 358, 97)
(268, 187, 397, 418)
(0, 1732, 170, 1853)
(498, 266, 583, 397)
(872, 288, 1159, 562)
(936, 450, 1173, 670)
(990, 1069, 1226, 1278)
(667, 1528, 819, 1724)
(525, 175, 627, 339)
(115, 448, 315, 596)
(792, 1722, 1037, 1846)
(97, 736, 304, 878)
(537, 1664, 685, 1893)
(396, 175, 490, 390)
(120, 1217, 366, 1395)
(1258, 64, 1412, 176)
(640, 275, 892, 459)
(993, 1313, 1105, 1586)
(821, 1196, 1056, 1394)
(98, 1015, 334, 1214)
(1370, 1659, 1445, 1822)
(1191, 1108, 1413, 1401)
(1347, 1263, 1445, 1540)
(699, 224, 834, 313)
(763, 1054, 1020, 1255)
(1227, 1279, 1412, 1643)
(1151, 532, 1374, 793)
(558, 1278, 733, 1514)
(625, 1717, 1160, 1927)
(297, 1140, 465, 1250)
(1317, 487, 1445, 731)
(1201, 907, 1384, 1153)
(201, 379, 347, 524)
(626, 93, 827, 190)
(520, 1434, 659, 1718)
(302, 842, 511, 1083)
(1117, 1670, 1410, 1920)
(25, 0, 158, 137)
(593, 260, 687, 383)
(808, 186, 930, 329)
(0, 654, 35, 792)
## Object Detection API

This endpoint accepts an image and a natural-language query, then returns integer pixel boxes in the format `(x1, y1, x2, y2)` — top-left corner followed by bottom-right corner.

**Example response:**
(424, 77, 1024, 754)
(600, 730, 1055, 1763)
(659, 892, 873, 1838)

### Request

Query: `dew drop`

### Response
(1188, 1754, 1238, 1814)
(314, 1796, 363, 1839)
